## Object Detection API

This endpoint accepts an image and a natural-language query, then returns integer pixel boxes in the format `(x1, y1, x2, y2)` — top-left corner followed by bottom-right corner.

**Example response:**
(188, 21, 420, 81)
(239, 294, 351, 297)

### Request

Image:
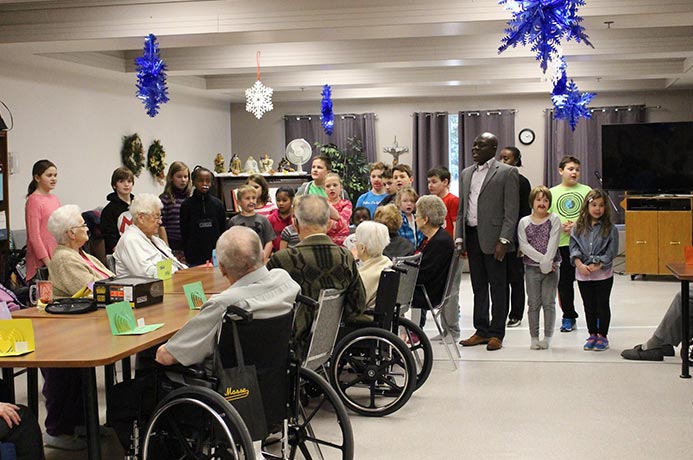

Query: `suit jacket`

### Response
(455, 159, 519, 254)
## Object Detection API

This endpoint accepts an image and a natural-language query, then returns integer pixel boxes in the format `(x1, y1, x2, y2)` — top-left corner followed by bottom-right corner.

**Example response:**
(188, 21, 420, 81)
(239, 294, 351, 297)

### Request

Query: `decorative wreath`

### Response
(147, 139, 167, 184)
(121, 133, 145, 177)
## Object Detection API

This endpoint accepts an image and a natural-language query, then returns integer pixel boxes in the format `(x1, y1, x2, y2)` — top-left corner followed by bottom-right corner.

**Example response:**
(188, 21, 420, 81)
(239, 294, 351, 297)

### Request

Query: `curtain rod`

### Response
(543, 105, 661, 113)
(462, 109, 518, 116)
(283, 113, 377, 121)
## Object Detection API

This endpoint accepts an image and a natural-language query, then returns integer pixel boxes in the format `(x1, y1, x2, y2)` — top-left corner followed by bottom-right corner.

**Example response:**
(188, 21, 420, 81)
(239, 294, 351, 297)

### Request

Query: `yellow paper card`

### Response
(0, 319, 36, 357)
(156, 259, 173, 280)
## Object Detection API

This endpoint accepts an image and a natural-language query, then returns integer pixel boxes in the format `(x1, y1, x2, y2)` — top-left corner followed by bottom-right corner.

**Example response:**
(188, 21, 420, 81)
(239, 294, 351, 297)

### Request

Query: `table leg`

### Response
(1, 368, 15, 402)
(82, 367, 102, 460)
(682, 281, 691, 379)
(27, 368, 39, 416)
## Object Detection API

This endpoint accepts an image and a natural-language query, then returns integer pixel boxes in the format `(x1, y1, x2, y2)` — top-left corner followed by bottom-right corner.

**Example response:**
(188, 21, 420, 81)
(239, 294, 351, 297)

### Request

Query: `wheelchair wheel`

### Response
(329, 327, 416, 417)
(142, 386, 255, 460)
(261, 367, 353, 460)
(397, 317, 433, 390)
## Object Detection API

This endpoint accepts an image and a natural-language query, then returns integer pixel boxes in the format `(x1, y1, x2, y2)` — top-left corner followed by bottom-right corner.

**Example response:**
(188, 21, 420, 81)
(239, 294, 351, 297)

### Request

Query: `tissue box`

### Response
(94, 276, 164, 308)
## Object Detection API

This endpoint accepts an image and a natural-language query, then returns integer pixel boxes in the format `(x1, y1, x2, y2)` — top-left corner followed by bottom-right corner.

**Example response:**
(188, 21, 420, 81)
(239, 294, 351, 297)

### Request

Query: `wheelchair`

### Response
(328, 267, 425, 417)
(126, 292, 354, 460)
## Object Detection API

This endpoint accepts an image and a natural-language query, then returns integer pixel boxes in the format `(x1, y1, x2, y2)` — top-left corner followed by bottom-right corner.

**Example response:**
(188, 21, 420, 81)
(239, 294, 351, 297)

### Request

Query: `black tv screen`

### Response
(601, 121, 693, 194)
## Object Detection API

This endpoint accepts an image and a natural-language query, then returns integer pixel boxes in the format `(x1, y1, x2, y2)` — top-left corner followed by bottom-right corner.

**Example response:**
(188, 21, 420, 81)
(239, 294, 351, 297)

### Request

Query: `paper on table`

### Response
(183, 281, 207, 310)
(0, 319, 35, 356)
(156, 259, 173, 280)
(106, 301, 164, 335)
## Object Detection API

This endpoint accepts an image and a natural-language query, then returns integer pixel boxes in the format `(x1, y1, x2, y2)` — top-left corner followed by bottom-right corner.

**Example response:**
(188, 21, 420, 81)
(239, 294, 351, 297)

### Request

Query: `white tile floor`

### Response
(33, 264, 693, 460)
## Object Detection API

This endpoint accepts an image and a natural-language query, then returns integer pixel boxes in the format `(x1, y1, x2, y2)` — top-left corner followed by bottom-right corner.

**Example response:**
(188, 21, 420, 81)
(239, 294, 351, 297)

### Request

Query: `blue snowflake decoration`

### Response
(135, 34, 169, 117)
(320, 84, 334, 135)
(498, 0, 593, 72)
(551, 80, 596, 130)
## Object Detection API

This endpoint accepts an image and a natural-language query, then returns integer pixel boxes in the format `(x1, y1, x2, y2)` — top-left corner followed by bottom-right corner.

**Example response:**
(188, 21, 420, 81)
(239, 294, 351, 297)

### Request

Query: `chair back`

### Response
(435, 252, 462, 310)
(217, 306, 295, 431)
(303, 289, 345, 371)
(392, 253, 422, 314)
(106, 254, 116, 273)
(371, 269, 401, 331)
(34, 266, 49, 281)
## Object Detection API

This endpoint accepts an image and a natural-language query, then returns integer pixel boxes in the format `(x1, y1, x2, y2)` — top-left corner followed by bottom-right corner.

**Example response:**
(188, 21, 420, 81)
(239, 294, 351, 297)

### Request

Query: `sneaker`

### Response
(43, 433, 87, 451)
(530, 337, 541, 350)
(405, 331, 420, 346)
(583, 334, 598, 351)
(507, 318, 522, 328)
(560, 318, 576, 332)
(594, 335, 609, 351)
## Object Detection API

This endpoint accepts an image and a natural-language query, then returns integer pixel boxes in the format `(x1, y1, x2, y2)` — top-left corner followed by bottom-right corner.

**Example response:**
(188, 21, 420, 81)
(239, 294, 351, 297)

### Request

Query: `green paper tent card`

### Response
(156, 259, 173, 280)
(106, 301, 163, 335)
(183, 281, 207, 310)
(0, 319, 36, 356)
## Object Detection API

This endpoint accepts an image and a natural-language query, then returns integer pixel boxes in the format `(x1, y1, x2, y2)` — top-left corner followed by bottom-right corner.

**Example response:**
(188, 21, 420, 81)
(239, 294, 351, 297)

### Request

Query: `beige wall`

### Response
(231, 91, 693, 190)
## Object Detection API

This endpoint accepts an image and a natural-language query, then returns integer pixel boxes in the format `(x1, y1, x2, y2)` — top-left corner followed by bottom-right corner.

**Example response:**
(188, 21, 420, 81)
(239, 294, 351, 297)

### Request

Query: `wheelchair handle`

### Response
(296, 294, 319, 309)
(401, 260, 419, 267)
(224, 304, 253, 322)
(390, 266, 407, 274)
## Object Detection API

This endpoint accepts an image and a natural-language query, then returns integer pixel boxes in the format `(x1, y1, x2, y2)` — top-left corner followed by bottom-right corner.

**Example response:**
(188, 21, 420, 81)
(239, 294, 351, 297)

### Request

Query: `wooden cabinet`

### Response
(0, 132, 9, 251)
(623, 196, 692, 276)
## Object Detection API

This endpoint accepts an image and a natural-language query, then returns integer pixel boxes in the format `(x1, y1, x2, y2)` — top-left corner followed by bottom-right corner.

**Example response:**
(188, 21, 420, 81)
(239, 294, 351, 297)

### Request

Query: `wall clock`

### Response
(519, 128, 535, 145)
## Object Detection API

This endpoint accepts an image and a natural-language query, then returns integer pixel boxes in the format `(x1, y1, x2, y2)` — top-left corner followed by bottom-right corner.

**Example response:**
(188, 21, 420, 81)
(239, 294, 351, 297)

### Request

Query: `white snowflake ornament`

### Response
(245, 80, 274, 119)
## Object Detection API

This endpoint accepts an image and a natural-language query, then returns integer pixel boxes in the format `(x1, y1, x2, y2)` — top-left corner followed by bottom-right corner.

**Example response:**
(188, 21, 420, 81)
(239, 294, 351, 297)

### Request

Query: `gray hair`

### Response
(216, 226, 263, 278)
(129, 193, 163, 217)
(48, 204, 83, 245)
(294, 194, 330, 229)
(355, 221, 390, 258)
(416, 195, 447, 227)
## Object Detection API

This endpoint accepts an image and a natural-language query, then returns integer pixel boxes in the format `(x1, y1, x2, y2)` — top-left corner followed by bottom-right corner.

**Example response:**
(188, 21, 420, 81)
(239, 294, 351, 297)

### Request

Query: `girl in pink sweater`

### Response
(25, 159, 60, 281)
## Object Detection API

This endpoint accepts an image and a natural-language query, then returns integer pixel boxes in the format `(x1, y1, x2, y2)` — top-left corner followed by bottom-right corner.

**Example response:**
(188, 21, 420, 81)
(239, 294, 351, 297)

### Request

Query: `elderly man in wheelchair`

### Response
(108, 227, 353, 459)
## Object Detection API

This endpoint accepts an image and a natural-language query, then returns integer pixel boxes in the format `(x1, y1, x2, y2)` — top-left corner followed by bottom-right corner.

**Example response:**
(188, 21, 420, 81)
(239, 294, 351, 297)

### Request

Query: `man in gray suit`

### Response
(455, 132, 519, 351)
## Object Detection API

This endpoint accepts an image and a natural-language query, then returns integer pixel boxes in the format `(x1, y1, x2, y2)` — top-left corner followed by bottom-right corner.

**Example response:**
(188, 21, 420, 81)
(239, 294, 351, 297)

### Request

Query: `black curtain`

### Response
(412, 112, 449, 193)
(458, 110, 516, 170)
(544, 105, 645, 224)
(283, 113, 376, 162)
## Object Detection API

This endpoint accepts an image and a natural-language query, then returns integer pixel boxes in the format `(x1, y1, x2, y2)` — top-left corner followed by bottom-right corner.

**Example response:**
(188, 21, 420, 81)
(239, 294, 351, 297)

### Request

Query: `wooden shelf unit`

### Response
(622, 195, 693, 276)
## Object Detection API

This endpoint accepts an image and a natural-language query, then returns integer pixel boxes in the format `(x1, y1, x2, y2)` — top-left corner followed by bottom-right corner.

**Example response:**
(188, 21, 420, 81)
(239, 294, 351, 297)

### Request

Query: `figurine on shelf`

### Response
(229, 153, 242, 175)
(260, 154, 274, 174)
(278, 157, 295, 173)
(244, 156, 260, 174)
(214, 153, 225, 173)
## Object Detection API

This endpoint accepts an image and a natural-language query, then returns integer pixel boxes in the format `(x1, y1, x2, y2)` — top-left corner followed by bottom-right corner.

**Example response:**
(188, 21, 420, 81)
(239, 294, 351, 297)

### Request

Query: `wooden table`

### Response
(1, 293, 197, 460)
(163, 265, 228, 294)
(665, 263, 692, 379)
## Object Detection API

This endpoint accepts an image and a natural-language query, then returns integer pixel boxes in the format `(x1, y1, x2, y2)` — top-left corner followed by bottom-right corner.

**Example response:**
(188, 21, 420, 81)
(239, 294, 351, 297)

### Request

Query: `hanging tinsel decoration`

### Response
(498, 1, 593, 72)
(245, 51, 274, 119)
(135, 34, 169, 117)
(121, 133, 145, 177)
(551, 80, 596, 130)
(147, 139, 167, 184)
(320, 85, 334, 135)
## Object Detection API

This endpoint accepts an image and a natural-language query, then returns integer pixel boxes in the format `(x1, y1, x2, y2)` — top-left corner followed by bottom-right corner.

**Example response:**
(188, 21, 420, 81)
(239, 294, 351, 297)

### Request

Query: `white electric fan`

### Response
(285, 138, 312, 173)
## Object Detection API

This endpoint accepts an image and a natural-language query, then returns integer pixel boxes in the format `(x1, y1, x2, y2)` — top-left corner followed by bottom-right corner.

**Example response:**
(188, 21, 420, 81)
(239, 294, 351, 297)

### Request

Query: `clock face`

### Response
(519, 128, 535, 145)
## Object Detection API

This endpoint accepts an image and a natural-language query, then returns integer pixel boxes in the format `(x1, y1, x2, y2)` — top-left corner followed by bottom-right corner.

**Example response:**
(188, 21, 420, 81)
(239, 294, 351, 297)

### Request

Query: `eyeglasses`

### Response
(146, 213, 162, 222)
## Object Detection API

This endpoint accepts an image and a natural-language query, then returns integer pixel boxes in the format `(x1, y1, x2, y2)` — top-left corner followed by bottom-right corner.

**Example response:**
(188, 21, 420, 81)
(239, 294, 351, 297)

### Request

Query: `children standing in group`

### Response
(380, 163, 414, 207)
(101, 166, 135, 255)
(296, 156, 331, 197)
(397, 186, 424, 248)
(159, 161, 191, 262)
(518, 186, 562, 350)
(246, 174, 277, 217)
(268, 187, 294, 253)
(228, 185, 275, 261)
(549, 155, 592, 332)
(325, 172, 352, 246)
(25, 159, 60, 282)
(179, 166, 226, 266)
(570, 189, 619, 352)
(356, 162, 388, 217)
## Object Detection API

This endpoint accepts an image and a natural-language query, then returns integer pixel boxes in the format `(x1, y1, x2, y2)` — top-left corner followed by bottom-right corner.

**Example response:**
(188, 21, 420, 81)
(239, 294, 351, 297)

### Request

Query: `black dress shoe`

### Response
(661, 344, 675, 357)
(621, 345, 663, 361)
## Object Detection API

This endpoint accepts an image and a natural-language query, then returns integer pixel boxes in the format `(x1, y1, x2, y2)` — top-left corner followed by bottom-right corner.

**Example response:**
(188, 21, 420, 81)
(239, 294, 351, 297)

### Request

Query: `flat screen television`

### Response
(601, 121, 693, 194)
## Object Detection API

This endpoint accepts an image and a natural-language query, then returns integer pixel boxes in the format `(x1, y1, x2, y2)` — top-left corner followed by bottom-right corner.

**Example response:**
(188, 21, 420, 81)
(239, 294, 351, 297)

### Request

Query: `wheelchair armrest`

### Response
(224, 304, 253, 322)
(164, 364, 217, 388)
(296, 294, 319, 310)
(166, 363, 210, 379)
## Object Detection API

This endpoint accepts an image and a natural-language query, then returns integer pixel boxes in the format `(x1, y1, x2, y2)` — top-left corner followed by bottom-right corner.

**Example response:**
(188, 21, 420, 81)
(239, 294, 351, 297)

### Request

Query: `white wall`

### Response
(1, 56, 231, 232)
(231, 91, 693, 190)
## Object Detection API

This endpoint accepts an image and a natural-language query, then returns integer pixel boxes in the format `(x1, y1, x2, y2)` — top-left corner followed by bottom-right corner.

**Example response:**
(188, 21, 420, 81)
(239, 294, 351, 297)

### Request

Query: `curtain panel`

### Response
(283, 113, 377, 163)
(544, 106, 645, 224)
(412, 112, 449, 194)
(458, 110, 516, 170)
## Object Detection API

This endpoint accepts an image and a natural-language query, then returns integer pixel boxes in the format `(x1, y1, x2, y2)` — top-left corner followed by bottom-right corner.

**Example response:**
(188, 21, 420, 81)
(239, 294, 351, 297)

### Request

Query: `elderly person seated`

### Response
(374, 203, 415, 259)
(411, 195, 454, 329)
(114, 193, 186, 277)
(47, 204, 114, 297)
(355, 221, 392, 308)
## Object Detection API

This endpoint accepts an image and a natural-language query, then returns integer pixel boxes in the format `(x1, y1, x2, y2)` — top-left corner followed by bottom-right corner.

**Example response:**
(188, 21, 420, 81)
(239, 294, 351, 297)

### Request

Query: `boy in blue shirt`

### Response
(356, 162, 388, 216)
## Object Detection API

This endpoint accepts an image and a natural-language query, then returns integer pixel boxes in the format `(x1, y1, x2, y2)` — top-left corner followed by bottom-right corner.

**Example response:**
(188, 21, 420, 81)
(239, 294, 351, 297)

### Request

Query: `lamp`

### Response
(0, 101, 13, 131)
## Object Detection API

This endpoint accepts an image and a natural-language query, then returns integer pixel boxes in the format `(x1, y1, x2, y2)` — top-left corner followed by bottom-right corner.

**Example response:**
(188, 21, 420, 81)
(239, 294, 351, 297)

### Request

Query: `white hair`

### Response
(355, 221, 390, 258)
(416, 195, 447, 227)
(216, 226, 263, 278)
(48, 204, 83, 245)
(129, 193, 163, 217)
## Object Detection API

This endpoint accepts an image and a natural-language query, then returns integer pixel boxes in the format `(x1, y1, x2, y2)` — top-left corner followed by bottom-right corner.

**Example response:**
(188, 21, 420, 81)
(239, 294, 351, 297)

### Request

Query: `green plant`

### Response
(316, 137, 369, 205)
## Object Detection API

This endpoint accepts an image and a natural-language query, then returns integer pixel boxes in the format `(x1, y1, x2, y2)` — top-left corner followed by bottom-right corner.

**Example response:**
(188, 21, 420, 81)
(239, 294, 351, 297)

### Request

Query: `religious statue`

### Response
(383, 136, 409, 166)
(260, 154, 274, 174)
(244, 155, 260, 174)
(278, 157, 295, 173)
(229, 153, 242, 175)
(213, 153, 225, 173)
